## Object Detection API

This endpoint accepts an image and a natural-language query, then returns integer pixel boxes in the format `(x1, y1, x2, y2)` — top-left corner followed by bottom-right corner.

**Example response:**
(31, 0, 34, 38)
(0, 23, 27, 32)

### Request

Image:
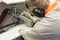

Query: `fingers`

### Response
(19, 29, 24, 33)
(32, 18, 37, 23)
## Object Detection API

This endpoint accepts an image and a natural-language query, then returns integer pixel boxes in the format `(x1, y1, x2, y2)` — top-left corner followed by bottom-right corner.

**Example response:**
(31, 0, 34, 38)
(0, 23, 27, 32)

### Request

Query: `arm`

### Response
(19, 16, 55, 40)
(19, 10, 60, 40)
(19, 11, 34, 27)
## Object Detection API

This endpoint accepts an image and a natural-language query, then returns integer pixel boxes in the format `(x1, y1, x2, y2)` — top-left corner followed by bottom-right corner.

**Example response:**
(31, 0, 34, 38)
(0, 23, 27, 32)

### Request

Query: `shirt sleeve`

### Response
(19, 16, 55, 40)
(19, 11, 60, 40)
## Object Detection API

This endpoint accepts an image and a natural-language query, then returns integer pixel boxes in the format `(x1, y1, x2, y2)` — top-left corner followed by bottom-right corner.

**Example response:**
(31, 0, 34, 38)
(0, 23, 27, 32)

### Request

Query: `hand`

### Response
(32, 18, 37, 23)
(19, 29, 24, 33)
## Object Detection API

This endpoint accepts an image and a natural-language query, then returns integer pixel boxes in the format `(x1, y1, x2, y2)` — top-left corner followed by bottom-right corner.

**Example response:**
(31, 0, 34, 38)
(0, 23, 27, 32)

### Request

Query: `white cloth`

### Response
(2, 0, 25, 4)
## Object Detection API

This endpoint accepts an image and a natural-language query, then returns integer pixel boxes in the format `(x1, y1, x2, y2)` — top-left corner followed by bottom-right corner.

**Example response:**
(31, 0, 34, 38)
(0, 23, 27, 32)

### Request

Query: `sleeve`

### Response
(19, 11, 33, 27)
(19, 10, 60, 40)
(19, 16, 55, 40)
